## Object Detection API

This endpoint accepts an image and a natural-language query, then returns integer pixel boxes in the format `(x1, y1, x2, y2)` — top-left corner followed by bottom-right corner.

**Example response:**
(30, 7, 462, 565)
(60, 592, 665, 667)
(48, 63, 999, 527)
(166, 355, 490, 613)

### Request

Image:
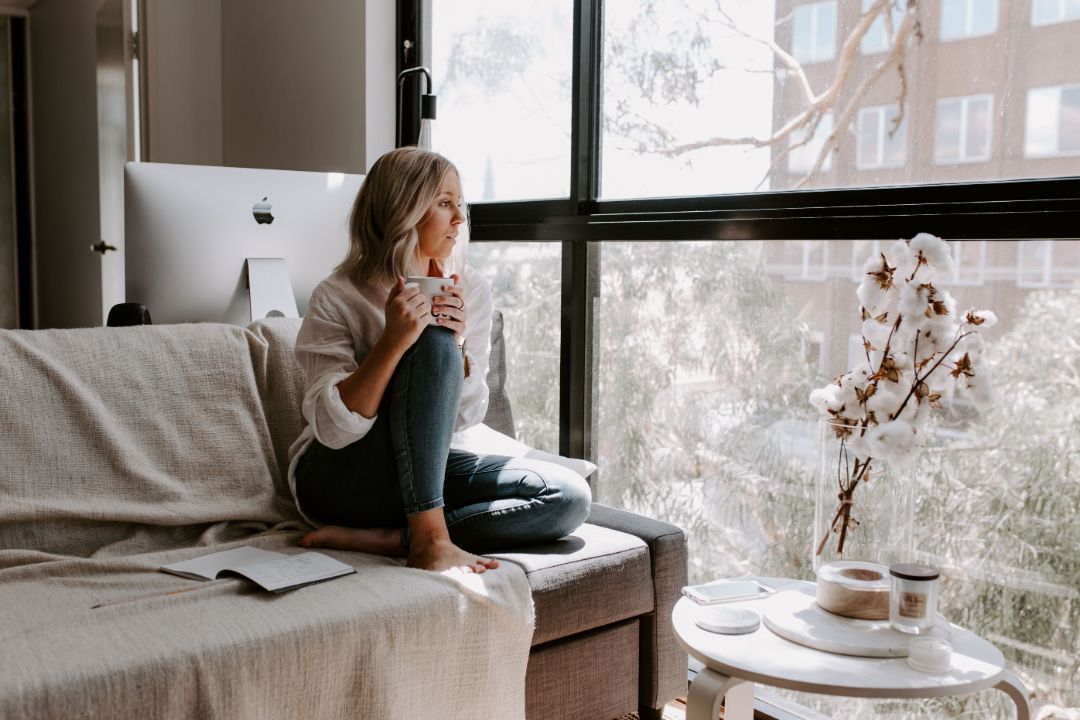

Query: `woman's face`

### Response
(416, 171, 464, 267)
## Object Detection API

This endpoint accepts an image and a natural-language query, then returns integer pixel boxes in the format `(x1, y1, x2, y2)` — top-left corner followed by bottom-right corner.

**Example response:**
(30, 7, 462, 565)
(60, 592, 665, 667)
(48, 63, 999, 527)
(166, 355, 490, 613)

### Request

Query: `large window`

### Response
(939, 0, 998, 41)
(1032, 0, 1080, 26)
(1025, 84, 1080, 158)
(791, 1, 837, 64)
(467, 242, 561, 453)
(935, 94, 993, 164)
(425, 3, 1080, 717)
(856, 105, 906, 169)
(429, 1, 572, 201)
(859, 0, 906, 55)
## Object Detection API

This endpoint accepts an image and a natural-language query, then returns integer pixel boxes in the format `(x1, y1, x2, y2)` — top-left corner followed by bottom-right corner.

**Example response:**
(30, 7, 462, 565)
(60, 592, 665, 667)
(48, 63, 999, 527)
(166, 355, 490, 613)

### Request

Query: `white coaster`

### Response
(695, 606, 761, 635)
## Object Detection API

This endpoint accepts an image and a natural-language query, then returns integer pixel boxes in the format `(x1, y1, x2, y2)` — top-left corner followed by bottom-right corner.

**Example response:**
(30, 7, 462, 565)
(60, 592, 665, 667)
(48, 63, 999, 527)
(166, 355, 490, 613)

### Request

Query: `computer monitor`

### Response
(124, 162, 365, 325)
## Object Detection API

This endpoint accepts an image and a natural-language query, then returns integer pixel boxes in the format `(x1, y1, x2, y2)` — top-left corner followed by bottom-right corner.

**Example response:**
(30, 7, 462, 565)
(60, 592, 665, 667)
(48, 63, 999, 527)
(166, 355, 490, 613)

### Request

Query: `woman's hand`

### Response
(381, 276, 430, 353)
(432, 274, 467, 346)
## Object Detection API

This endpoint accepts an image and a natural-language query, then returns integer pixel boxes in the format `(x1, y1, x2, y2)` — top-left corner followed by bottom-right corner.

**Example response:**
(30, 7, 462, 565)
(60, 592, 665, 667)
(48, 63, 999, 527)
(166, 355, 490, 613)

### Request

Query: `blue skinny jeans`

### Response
(294, 325, 591, 552)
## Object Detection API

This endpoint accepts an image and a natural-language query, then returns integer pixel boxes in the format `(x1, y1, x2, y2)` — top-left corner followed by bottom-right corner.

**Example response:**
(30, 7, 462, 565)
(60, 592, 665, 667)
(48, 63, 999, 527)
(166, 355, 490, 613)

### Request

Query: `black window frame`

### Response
(402, 0, 1080, 462)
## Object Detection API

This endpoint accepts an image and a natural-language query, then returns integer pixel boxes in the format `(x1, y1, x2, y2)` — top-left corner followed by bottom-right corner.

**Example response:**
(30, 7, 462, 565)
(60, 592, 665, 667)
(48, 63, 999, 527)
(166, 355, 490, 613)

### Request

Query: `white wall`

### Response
(28, 0, 394, 328)
(146, 0, 223, 165)
(221, 0, 364, 172)
(146, 0, 394, 173)
(30, 0, 106, 329)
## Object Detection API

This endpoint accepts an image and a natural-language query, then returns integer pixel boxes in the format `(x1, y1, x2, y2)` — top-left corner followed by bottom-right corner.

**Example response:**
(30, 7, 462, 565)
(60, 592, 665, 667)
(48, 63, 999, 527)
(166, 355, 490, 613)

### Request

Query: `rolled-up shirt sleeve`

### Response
(456, 269, 493, 431)
(294, 296, 376, 449)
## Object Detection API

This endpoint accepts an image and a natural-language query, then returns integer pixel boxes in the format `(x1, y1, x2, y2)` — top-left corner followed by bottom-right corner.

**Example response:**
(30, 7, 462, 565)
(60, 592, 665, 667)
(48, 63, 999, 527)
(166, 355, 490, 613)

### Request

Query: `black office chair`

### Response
(107, 303, 152, 327)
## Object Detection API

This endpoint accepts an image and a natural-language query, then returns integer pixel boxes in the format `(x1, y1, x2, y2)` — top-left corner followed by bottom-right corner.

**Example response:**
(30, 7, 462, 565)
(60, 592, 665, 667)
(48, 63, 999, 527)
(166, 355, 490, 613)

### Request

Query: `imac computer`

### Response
(124, 162, 365, 325)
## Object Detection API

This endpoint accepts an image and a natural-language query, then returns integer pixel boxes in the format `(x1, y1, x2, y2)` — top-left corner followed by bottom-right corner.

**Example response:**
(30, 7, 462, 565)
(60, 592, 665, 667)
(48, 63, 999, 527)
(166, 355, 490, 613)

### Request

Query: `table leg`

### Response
(994, 670, 1031, 720)
(686, 666, 755, 720)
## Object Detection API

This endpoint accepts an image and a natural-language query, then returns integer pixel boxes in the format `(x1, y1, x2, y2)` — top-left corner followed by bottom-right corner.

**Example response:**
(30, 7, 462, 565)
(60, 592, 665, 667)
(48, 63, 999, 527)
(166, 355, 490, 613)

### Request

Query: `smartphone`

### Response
(682, 579, 774, 605)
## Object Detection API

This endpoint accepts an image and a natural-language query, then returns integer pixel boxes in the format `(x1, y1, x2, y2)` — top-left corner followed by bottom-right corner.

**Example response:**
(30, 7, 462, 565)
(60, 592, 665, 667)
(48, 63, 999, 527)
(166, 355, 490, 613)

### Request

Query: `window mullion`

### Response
(561, 0, 602, 461)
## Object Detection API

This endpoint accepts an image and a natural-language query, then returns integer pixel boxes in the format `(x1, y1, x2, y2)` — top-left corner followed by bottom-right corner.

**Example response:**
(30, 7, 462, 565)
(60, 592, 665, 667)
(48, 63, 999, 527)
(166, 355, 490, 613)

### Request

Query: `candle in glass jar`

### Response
(888, 563, 940, 634)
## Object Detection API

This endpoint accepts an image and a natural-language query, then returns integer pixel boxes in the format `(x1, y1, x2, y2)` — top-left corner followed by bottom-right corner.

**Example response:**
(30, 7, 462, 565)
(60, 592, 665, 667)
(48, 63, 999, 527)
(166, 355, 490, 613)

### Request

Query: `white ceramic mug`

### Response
(404, 276, 454, 325)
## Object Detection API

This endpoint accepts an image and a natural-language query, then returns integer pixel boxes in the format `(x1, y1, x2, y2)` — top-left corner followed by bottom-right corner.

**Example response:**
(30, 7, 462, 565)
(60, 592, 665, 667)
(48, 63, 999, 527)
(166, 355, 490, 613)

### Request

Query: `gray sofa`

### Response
(0, 313, 687, 720)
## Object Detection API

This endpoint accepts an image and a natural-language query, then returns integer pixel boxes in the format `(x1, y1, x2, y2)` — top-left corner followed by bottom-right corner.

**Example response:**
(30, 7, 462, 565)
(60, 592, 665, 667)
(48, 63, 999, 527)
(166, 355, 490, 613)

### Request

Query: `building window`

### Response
(788, 112, 834, 174)
(430, 2, 573, 202)
(850, 240, 883, 282)
(940, 0, 998, 40)
(951, 240, 987, 285)
(1025, 85, 1080, 158)
(776, 240, 829, 281)
(792, 1, 837, 64)
(856, 105, 906, 169)
(935, 94, 994, 164)
(1017, 239, 1080, 287)
(1032, 0, 1080, 26)
(860, 0, 907, 54)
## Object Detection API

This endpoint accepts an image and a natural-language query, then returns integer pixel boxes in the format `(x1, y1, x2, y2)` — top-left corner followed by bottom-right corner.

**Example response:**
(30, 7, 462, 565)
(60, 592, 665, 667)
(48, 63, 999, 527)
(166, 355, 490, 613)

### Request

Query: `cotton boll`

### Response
(921, 315, 962, 361)
(966, 309, 998, 329)
(847, 434, 872, 463)
(910, 233, 956, 277)
(889, 239, 916, 280)
(898, 284, 931, 332)
(861, 318, 892, 352)
(866, 382, 902, 418)
(956, 331, 986, 356)
(865, 419, 920, 465)
(963, 361, 996, 411)
(857, 280, 889, 316)
(810, 385, 844, 413)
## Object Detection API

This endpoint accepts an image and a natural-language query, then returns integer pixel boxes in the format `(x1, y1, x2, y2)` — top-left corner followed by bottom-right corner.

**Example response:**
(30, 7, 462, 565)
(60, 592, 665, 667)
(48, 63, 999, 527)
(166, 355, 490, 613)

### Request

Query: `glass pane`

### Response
(431, 1, 572, 202)
(935, 98, 963, 162)
(1062, 86, 1080, 153)
(815, 1, 837, 61)
(467, 241, 561, 453)
(971, 0, 998, 35)
(1026, 87, 1060, 157)
(882, 105, 906, 165)
(859, 0, 887, 54)
(597, 1, 1080, 199)
(939, 0, 967, 40)
(856, 108, 881, 167)
(592, 239, 1080, 718)
(1032, 0, 1058, 24)
(787, 112, 834, 173)
(966, 95, 993, 159)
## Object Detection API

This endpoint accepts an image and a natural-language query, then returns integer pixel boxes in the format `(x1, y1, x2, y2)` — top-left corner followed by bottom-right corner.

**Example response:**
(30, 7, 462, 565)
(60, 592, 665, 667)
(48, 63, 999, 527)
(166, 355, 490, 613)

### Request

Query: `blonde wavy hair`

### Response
(337, 147, 469, 286)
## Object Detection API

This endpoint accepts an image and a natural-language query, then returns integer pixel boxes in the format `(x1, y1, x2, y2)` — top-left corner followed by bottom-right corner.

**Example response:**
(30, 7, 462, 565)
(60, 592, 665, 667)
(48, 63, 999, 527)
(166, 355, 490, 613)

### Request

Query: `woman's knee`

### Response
(408, 326, 462, 374)
(538, 464, 592, 537)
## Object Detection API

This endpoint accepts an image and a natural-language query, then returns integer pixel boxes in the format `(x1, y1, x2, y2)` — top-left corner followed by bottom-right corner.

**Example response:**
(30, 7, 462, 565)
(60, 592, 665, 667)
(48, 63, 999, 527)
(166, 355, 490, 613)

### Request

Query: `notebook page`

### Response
(231, 552, 355, 592)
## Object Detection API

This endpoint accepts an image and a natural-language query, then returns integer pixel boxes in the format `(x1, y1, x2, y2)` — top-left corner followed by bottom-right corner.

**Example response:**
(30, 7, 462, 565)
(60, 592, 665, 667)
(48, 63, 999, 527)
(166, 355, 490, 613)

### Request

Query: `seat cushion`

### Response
(494, 523, 654, 645)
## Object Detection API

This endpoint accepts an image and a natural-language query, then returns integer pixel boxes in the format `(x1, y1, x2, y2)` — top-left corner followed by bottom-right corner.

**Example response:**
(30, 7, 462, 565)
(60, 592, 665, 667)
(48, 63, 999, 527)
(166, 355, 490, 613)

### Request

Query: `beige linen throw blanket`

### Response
(0, 322, 534, 720)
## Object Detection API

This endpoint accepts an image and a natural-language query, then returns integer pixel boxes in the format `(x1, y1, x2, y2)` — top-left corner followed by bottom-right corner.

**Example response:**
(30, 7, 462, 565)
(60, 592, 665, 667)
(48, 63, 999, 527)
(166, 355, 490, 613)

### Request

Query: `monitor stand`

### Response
(246, 257, 299, 321)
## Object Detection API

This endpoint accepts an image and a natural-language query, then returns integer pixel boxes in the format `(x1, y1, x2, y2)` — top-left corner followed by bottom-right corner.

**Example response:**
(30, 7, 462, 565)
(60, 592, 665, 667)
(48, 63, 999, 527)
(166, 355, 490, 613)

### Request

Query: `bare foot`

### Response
(407, 539, 500, 574)
(298, 525, 406, 557)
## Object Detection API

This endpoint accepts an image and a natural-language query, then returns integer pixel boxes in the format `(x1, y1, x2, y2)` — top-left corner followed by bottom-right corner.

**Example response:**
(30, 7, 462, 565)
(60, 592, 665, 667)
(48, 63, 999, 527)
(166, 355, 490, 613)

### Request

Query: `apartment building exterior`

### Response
(765, 0, 1080, 375)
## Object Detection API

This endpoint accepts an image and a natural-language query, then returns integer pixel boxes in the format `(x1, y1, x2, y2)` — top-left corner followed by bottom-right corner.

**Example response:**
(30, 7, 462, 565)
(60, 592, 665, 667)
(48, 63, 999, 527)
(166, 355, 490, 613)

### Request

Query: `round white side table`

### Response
(673, 577, 1031, 720)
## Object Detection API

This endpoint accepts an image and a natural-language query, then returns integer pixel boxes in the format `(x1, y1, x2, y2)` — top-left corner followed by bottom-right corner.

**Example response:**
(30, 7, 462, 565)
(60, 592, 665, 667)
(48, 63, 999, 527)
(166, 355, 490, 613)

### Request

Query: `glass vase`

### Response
(812, 419, 916, 570)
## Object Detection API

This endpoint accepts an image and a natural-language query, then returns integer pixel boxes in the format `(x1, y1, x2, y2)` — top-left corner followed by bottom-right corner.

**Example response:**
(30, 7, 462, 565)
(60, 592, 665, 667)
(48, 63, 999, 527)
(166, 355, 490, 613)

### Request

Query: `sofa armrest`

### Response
(587, 503, 688, 717)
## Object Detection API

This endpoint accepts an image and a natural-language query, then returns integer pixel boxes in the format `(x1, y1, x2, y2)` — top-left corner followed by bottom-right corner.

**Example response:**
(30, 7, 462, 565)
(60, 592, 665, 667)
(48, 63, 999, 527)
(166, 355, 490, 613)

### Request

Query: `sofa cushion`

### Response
(494, 523, 654, 645)
(0, 324, 286, 561)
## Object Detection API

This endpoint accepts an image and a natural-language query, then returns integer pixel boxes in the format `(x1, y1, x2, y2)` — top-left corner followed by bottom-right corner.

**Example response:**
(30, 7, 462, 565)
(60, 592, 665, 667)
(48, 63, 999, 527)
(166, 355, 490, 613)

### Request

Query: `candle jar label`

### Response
(899, 591, 927, 619)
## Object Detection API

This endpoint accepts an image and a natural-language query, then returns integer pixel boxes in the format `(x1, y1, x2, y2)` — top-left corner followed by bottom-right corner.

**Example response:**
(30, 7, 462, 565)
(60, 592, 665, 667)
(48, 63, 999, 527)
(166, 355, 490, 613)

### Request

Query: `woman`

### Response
(287, 147, 591, 574)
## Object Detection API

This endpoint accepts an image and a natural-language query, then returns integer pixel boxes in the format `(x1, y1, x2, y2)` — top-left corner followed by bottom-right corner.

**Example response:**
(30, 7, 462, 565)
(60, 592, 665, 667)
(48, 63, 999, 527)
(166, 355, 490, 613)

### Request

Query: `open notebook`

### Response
(161, 546, 356, 593)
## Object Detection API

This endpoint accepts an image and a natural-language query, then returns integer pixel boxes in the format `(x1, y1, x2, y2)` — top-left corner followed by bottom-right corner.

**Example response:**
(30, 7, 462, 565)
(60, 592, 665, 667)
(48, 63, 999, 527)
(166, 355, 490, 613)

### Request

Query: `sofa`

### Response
(0, 313, 687, 720)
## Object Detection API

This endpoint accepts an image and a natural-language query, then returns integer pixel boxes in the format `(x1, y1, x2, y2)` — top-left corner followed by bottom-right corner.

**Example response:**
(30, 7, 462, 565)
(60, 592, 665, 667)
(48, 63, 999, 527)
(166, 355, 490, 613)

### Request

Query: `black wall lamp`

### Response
(397, 66, 437, 148)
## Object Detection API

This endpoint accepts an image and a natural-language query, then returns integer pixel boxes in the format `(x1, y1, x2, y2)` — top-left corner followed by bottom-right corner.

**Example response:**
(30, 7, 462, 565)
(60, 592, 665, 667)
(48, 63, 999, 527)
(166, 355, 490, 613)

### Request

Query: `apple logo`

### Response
(252, 197, 274, 224)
